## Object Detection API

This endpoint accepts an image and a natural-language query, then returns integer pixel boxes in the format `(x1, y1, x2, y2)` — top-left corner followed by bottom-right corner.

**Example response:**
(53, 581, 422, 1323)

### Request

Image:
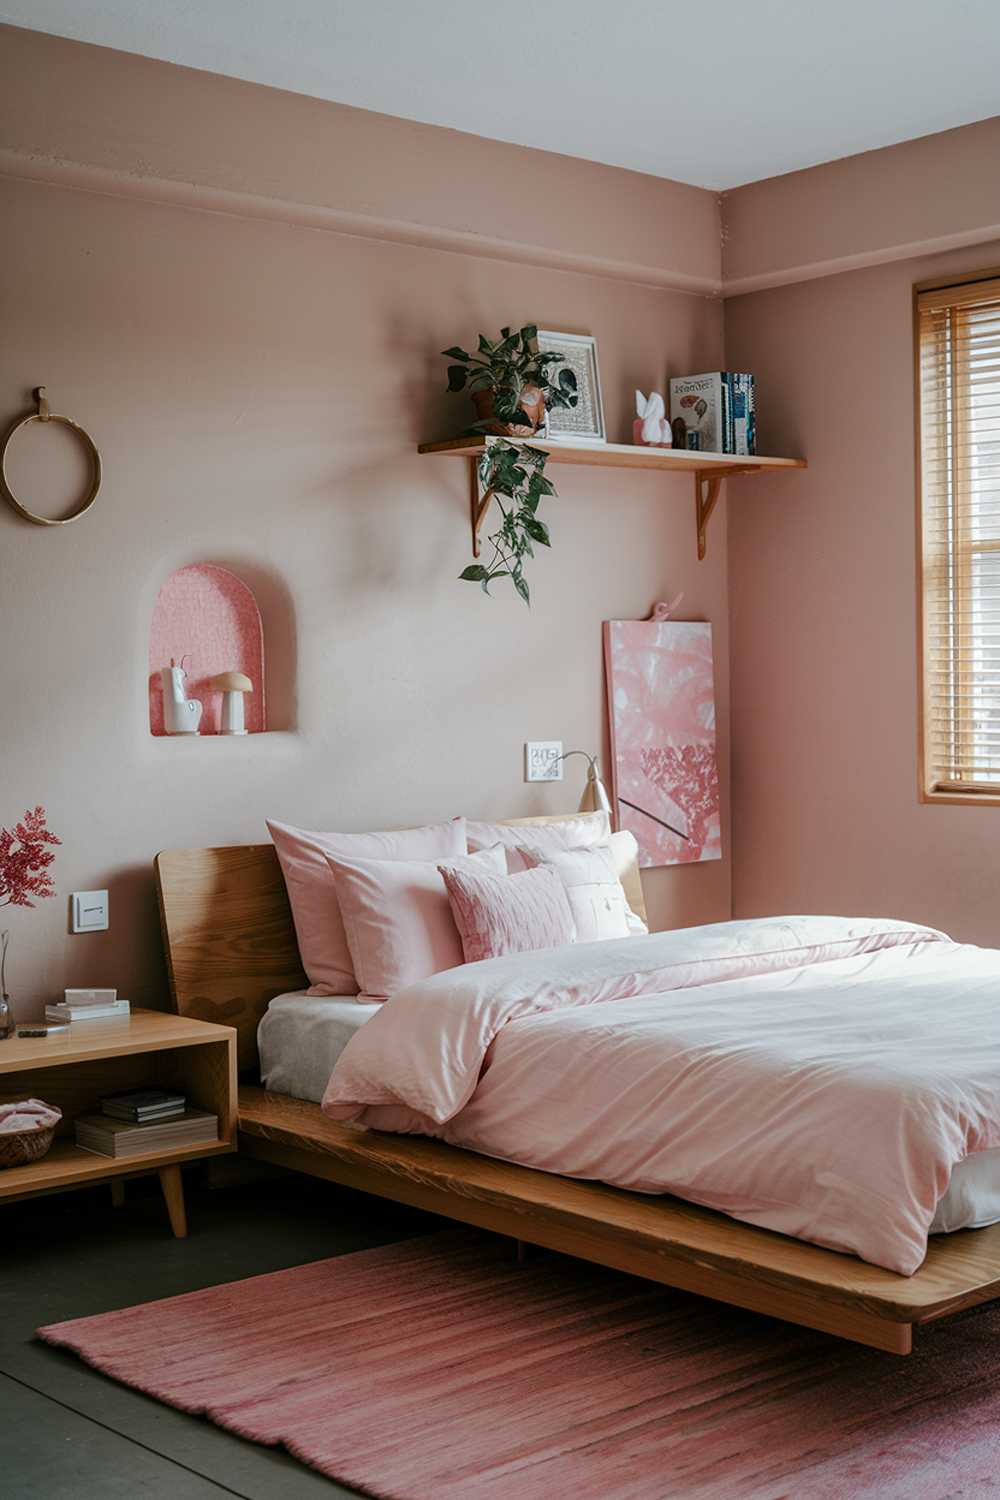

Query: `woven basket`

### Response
(0, 1120, 58, 1169)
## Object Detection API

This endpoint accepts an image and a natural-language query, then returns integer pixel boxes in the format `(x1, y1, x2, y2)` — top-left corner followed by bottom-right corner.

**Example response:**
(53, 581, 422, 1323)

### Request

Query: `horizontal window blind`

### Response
(919, 275, 1000, 794)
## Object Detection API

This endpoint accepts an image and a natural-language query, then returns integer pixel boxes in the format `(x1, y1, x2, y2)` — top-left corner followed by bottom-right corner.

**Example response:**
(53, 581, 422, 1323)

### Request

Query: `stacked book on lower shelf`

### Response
(74, 1088, 219, 1159)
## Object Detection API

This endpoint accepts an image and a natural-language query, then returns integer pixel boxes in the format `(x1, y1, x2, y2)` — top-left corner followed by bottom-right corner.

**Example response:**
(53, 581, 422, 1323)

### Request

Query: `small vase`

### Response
(0, 993, 13, 1041)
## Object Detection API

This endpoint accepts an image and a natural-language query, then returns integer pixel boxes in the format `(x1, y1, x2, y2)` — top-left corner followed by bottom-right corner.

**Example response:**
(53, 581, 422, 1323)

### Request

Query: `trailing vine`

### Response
(459, 440, 556, 605)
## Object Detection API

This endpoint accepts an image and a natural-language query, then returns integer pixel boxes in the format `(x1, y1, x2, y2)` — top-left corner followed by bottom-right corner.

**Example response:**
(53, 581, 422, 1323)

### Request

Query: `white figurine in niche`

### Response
(162, 657, 203, 735)
(633, 390, 672, 447)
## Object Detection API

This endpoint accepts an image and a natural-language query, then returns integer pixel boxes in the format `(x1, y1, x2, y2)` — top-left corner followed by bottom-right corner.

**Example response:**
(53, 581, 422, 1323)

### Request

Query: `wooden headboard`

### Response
(155, 819, 647, 1073)
(156, 844, 306, 1071)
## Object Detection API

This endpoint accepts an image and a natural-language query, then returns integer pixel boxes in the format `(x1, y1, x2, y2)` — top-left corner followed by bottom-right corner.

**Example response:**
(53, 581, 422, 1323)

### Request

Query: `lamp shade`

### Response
(578, 760, 613, 818)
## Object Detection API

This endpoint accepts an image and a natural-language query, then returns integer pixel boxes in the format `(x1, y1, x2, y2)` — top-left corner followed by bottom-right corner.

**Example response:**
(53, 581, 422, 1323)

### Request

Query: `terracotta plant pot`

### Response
(471, 384, 546, 437)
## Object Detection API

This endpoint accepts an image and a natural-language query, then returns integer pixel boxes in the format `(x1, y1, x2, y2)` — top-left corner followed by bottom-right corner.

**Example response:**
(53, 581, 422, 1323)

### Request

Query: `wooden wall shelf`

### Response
(417, 436, 807, 560)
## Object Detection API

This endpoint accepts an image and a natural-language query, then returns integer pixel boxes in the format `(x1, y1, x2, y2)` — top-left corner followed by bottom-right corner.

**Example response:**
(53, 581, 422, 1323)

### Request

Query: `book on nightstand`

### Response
(74, 1109, 218, 1158)
(100, 1088, 187, 1123)
(45, 1000, 131, 1023)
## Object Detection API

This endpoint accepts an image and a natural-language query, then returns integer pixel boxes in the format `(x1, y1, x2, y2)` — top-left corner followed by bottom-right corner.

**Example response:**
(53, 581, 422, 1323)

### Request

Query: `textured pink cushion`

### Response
(518, 841, 631, 942)
(439, 864, 576, 964)
(325, 844, 507, 1000)
(467, 812, 610, 874)
(268, 817, 467, 996)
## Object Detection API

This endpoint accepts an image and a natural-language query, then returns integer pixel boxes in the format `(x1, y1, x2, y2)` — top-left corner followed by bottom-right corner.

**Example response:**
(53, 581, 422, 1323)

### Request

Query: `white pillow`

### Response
(467, 812, 611, 873)
(518, 840, 631, 942)
(609, 830, 649, 935)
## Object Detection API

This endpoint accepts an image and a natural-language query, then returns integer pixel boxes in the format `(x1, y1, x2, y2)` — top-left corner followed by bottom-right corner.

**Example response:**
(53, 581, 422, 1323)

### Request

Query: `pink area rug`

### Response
(38, 1230, 1000, 1499)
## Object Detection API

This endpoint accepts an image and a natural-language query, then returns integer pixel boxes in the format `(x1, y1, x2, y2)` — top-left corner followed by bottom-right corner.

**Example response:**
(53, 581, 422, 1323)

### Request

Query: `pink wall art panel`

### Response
(604, 617, 721, 867)
(149, 564, 266, 736)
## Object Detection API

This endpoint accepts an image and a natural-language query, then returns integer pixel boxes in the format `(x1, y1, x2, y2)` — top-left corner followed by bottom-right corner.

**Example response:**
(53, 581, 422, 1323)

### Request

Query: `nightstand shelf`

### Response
(0, 1009, 237, 1236)
(417, 434, 807, 560)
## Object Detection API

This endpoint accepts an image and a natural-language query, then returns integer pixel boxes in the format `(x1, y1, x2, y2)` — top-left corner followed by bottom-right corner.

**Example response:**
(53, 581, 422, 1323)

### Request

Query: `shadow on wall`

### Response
(147, 559, 297, 735)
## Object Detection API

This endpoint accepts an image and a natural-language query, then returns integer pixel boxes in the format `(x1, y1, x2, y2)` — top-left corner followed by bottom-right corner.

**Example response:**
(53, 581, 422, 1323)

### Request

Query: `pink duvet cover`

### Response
(322, 916, 1000, 1274)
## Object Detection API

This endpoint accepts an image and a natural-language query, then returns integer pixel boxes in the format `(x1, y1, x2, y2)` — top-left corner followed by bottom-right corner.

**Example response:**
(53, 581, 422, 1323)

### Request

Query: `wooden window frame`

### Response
(915, 266, 1000, 806)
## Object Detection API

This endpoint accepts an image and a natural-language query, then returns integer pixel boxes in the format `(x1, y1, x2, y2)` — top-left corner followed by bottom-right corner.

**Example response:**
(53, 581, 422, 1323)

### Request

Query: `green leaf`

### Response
(441, 346, 470, 362)
(520, 324, 538, 344)
(477, 334, 495, 355)
(446, 364, 468, 392)
(558, 368, 578, 391)
(513, 573, 530, 605)
(459, 565, 488, 582)
(523, 515, 551, 546)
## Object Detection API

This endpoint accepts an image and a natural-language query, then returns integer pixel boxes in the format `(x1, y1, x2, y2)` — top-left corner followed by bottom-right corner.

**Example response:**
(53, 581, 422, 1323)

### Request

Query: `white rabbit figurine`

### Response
(162, 657, 203, 735)
(634, 390, 672, 447)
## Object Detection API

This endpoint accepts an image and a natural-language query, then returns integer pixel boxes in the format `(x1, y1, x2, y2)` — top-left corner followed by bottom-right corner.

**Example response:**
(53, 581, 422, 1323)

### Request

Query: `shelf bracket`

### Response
(469, 458, 494, 558)
(695, 472, 724, 561)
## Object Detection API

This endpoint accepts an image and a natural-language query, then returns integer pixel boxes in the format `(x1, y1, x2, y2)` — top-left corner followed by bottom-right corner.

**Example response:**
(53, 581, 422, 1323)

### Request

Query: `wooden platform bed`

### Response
(156, 842, 1000, 1358)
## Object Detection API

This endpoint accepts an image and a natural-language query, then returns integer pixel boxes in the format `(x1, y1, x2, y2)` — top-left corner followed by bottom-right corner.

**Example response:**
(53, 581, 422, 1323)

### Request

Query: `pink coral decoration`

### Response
(0, 806, 61, 908)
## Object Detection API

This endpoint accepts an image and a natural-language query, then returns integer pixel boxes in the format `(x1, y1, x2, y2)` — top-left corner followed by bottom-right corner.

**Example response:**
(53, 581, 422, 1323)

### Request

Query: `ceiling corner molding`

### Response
(722, 222, 1000, 298)
(0, 147, 722, 298)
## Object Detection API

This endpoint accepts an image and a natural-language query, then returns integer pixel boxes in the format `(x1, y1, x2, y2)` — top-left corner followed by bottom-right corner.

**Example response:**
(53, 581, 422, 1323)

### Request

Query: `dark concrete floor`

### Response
(2, 1164, 438, 1498)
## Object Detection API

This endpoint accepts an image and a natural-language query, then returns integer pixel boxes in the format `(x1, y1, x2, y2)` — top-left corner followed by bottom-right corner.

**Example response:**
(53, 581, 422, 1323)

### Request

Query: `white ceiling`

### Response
(5, 0, 1000, 190)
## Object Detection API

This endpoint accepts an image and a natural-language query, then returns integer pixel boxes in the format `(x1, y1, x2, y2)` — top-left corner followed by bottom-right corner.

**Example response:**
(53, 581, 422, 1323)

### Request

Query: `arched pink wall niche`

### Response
(149, 563, 266, 735)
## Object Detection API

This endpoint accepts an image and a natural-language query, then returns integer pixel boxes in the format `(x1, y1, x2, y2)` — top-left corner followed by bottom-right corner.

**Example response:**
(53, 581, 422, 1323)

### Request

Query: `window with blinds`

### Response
(918, 274, 1000, 797)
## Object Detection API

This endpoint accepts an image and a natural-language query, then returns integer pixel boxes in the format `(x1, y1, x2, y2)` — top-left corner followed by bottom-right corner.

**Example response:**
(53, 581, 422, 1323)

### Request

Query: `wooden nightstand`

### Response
(0, 1010, 237, 1236)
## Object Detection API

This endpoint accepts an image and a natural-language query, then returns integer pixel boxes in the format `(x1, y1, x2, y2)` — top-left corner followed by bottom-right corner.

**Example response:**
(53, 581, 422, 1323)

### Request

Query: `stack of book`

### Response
(101, 1087, 186, 1123)
(45, 989, 130, 1024)
(75, 1106, 218, 1159)
(669, 372, 756, 455)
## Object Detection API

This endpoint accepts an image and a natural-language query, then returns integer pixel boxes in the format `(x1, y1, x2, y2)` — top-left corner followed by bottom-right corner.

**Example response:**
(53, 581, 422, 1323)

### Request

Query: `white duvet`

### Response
(323, 916, 1000, 1274)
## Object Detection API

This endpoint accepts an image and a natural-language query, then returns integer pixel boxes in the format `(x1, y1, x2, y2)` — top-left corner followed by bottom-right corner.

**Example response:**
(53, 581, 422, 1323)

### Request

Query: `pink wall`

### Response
(0, 31, 730, 1017)
(725, 237, 1000, 946)
(723, 115, 1000, 295)
(0, 24, 721, 296)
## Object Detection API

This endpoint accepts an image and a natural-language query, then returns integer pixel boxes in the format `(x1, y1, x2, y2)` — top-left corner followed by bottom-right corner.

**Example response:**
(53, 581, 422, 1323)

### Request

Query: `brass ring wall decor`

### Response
(0, 387, 102, 526)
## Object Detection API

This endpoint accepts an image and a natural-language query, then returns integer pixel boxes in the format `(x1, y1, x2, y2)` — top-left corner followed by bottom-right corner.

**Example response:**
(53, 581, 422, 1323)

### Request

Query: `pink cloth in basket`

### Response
(0, 1098, 61, 1132)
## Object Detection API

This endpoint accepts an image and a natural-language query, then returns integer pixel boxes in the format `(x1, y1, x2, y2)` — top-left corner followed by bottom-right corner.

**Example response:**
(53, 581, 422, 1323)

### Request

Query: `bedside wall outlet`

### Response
(524, 741, 563, 782)
(72, 890, 109, 932)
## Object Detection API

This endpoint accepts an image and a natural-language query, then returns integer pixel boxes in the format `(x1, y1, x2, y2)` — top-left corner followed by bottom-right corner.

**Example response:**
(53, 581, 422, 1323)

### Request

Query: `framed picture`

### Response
(536, 330, 605, 444)
(604, 617, 721, 868)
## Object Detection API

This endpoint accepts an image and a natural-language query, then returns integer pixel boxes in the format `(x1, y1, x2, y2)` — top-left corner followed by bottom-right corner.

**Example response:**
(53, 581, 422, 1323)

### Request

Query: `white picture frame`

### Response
(536, 330, 606, 444)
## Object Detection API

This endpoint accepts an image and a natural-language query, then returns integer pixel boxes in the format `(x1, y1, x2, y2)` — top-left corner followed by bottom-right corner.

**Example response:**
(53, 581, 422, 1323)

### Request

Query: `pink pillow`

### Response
(268, 817, 467, 996)
(439, 864, 576, 964)
(467, 812, 610, 873)
(325, 844, 506, 1000)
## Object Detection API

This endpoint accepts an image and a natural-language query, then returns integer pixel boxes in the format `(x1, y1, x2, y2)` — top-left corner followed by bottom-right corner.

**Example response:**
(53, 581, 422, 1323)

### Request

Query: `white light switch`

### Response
(524, 741, 563, 782)
(72, 889, 109, 933)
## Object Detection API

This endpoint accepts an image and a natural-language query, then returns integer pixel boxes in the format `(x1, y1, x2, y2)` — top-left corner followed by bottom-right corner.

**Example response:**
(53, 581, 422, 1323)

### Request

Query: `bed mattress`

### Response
(258, 992, 381, 1104)
(259, 988, 1000, 1243)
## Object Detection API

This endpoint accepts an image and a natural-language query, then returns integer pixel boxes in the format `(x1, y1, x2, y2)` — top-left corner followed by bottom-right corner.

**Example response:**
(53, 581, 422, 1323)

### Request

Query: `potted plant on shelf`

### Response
(460, 439, 557, 606)
(442, 325, 579, 436)
(0, 805, 61, 1038)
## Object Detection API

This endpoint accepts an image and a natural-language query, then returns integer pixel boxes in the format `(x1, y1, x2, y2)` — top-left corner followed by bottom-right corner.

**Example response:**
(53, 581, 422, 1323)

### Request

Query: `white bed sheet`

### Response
(258, 990, 999, 1238)
(258, 992, 381, 1104)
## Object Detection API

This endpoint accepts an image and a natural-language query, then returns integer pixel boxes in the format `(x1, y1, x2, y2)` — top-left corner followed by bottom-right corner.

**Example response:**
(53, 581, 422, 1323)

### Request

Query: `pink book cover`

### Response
(604, 618, 721, 867)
